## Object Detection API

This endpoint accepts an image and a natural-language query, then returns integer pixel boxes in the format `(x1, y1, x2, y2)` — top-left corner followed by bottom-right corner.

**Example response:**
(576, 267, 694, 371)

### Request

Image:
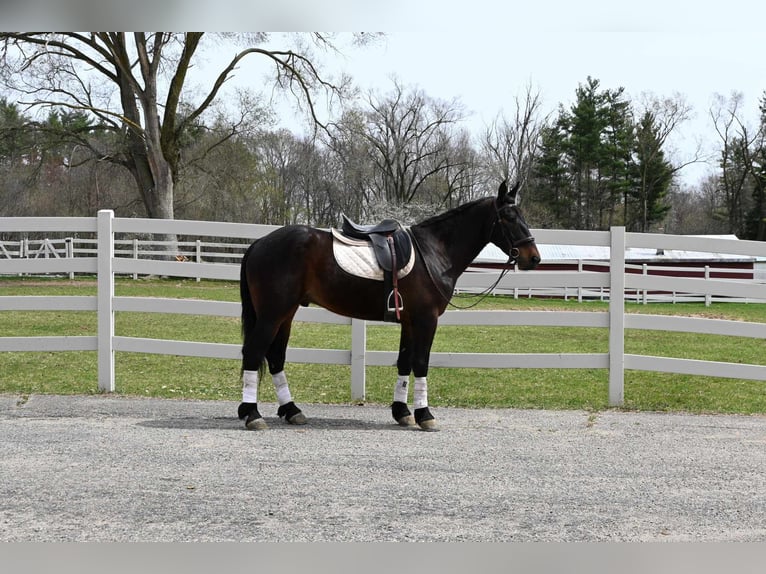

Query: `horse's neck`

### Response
(413, 199, 493, 280)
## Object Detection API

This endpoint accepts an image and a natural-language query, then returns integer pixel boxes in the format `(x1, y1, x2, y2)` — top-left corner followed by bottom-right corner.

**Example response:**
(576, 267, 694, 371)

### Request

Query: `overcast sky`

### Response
(184, 0, 765, 185)
(325, 1, 765, 185)
(4, 0, 764, 185)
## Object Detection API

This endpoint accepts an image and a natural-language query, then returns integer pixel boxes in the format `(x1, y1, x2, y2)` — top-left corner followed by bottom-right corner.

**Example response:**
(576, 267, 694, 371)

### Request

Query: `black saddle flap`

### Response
(338, 214, 411, 273)
(369, 229, 412, 273)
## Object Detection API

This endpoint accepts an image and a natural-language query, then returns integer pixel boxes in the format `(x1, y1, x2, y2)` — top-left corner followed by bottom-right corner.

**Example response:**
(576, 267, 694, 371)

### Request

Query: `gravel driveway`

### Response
(2, 394, 765, 542)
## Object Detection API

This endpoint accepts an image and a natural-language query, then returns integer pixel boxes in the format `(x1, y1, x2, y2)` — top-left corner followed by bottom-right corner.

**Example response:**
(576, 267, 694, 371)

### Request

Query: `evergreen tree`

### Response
(0, 98, 36, 217)
(630, 111, 673, 231)
(567, 76, 607, 229)
(530, 77, 636, 230)
(531, 118, 572, 227)
(744, 94, 766, 240)
(0, 98, 30, 163)
(601, 89, 634, 228)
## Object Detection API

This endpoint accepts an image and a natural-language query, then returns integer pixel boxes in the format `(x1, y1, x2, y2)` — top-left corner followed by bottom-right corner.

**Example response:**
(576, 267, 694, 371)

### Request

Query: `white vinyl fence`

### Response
(5, 226, 764, 304)
(2, 210, 766, 406)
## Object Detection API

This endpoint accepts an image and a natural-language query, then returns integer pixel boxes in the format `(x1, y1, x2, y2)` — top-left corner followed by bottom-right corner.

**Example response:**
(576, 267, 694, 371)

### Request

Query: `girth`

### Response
(340, 214, 413, 322)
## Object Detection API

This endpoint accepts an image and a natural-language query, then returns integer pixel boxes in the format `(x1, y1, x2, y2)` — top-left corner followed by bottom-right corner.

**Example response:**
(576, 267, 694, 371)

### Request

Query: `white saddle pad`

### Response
(331, 228, 415, 281)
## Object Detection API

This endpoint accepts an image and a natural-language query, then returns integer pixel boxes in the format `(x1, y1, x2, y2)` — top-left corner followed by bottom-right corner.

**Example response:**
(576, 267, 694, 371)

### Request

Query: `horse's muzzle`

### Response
(516, 244, 541, 270)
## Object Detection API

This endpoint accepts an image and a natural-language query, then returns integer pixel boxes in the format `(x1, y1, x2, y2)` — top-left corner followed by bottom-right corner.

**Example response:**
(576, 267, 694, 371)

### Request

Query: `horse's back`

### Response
(243, 225, 333, 301)
(246, 224, 327, 266)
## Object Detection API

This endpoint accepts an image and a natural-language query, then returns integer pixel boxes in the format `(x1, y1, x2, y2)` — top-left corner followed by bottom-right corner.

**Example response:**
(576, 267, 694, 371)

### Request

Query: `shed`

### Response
(473, 234, 759, 280)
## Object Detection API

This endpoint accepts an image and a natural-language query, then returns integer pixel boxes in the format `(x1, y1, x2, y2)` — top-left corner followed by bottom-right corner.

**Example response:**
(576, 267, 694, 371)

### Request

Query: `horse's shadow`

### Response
(136, 416, 411, 432)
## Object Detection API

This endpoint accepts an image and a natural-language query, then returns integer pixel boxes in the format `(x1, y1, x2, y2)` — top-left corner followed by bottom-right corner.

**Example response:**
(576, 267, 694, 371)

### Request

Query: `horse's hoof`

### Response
(245, 416, 268, 430)
(397, 415, 416, 427)
(417, 418, 439, 432)
(287, 412, 307, 425)
(391, 401, 415, 426)
(414, 407, 438, 431)
(277, 401, 307, 425)
(239, 402, 266, 429)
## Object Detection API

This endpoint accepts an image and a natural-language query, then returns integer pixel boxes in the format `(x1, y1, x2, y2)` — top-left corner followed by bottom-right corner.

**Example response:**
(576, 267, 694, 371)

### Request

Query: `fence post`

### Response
(350, 318, 367, 401)
(196, 239, 202, 282)
(132, 238, 139, 280)
(705, 266, 711, 307)
(642, 263, 648, 305)
(66, 237, 74, 280)
(609, 226, 625, 406)
(97, 210, 115, 392)
(513, 265, 519, 299)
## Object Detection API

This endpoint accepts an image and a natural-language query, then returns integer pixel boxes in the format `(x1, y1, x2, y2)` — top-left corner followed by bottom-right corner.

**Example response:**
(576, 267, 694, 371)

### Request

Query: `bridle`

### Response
(490, 202, 536, 264)
(411, 200, 535, 310)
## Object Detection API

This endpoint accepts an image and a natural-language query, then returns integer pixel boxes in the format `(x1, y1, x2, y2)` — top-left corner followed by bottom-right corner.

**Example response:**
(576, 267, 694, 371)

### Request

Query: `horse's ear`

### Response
(498, 180, 508, 199)
(509, 181, 520, 203)
(498, 180, 520, 203)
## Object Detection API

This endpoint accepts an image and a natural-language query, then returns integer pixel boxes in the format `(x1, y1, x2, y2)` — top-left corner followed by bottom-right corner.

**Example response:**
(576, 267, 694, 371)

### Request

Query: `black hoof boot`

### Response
(238, 402, 267, 430)
(277, 401, 307, 425)
(391, 401, 415, 426)
(414, 407, 438, 431)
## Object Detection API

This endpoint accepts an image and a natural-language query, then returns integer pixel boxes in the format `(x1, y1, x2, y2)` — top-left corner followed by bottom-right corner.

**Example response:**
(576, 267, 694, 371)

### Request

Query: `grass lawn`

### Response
(1, 276, 765, 414)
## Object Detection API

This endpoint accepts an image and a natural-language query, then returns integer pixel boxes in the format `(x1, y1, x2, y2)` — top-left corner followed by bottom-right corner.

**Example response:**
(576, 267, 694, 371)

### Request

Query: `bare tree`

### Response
(0, 33, 366, 227)
(630, 93, 696, 232)
(634, 92, 699, 173)
(322, 107, 374, 221)
(710, 91, 761, 235)
(480, 82, 546, 194)
(360, 79, 466, 208)
(665, 176, 729, 235)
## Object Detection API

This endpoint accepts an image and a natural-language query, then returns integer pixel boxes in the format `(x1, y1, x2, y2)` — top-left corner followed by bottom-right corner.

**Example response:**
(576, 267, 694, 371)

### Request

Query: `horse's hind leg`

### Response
(267, 315, 307, 425)
(239, 318, 280, 430)
(239, 370, 266, 430)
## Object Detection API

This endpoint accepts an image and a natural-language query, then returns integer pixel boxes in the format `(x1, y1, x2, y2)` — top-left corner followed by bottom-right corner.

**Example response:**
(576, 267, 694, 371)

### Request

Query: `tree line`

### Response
(1, 33, 765, 241)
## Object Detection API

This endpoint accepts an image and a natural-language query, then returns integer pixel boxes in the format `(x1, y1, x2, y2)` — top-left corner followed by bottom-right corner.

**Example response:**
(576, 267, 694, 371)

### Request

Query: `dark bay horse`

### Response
(238, 181, 540, 431)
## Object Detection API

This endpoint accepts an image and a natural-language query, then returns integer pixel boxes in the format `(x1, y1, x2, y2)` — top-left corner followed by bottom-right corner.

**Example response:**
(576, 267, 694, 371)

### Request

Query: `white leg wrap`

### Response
(272, 371, 293, 406)
(242, 370, 259, 403)
(413, 377, 428, 410)
(393, 375, 410, 404)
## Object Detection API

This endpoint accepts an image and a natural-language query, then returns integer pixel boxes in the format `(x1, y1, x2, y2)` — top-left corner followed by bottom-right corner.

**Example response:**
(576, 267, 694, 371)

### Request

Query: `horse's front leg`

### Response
(409, 315, 439, 431)
(391, 325, 415, 427)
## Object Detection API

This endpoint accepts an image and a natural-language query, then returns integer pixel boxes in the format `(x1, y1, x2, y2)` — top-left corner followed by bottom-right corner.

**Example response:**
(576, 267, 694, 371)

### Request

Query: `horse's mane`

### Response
(413, 197, 492, 229)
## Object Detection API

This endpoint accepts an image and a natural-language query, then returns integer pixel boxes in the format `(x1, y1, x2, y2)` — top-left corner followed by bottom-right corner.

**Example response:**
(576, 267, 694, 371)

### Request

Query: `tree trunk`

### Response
(142, 146, 178, 260)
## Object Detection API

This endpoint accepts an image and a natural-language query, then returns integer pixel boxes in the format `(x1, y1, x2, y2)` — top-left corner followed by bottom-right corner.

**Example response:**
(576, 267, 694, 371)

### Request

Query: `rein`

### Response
(447, 257, 515, 310)
(409, 204, 535, 311)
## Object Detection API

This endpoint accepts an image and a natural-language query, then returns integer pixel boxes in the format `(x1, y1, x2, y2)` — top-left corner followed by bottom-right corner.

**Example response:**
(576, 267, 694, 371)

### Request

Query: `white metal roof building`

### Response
(474, 235, 759, 265)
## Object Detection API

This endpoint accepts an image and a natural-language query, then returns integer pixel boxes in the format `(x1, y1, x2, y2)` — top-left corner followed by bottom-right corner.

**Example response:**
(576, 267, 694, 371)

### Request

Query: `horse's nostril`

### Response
(532, 255, 541, 265)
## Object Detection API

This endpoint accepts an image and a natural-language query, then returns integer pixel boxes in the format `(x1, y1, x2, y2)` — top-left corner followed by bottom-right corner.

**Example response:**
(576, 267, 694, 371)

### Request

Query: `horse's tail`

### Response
(240, 240, 257, 337)
(240, 240, 265, 377)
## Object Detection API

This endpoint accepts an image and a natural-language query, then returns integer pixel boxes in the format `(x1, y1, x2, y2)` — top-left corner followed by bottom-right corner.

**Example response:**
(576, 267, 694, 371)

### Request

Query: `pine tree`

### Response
(531, 117, 572, 227)
(630, 111, 673, 231)
(744, 94, 766, 240)
(530, 77, 635, 230)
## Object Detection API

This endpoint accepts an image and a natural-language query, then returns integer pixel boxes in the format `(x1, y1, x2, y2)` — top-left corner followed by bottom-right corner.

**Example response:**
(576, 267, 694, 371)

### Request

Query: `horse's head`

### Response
(489, 181, 541, 270)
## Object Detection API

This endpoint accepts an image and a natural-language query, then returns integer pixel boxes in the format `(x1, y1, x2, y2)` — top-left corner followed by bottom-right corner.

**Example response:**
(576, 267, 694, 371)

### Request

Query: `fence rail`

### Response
(2, 210, 766, 406)
(4, 228, 764, 303)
